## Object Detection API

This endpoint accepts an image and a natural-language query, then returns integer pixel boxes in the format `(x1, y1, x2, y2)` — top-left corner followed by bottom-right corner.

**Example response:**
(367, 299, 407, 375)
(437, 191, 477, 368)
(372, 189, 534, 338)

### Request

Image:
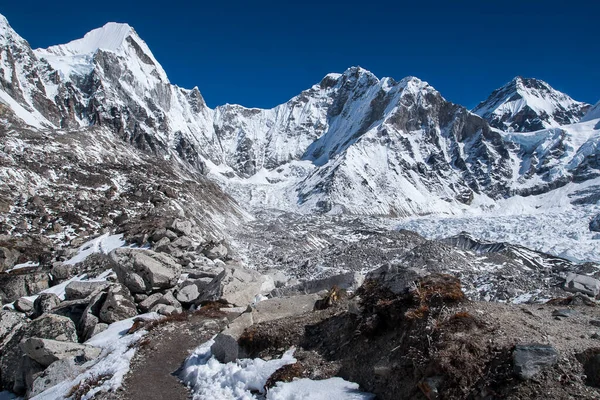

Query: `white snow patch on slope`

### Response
(180, 339, 374, 400)
(32, 313, 161, 400)
(267, 378, 375, 400)
(64, 233, 126, 265)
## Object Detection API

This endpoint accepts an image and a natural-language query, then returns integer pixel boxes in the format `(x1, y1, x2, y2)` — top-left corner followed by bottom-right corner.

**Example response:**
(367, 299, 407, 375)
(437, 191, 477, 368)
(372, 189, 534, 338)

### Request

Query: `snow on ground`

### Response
(267, 378, 375, 400)
(4, 261, 39, 273)
(64, 233, 126, 265)
(398, 179, 600, 263)
(32, 313, 161, 400)
(181, 339, 374, 400)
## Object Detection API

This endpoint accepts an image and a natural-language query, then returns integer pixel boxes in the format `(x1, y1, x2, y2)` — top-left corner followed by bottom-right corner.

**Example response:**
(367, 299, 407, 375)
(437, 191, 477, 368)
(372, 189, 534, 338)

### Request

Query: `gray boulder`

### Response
(366, 263, 425, 294)
(0, 309, 27, 345)
(564, 273, 600, 297)
(590, 215, 600, 233)
(99, 285, 137, 324)
(33, 293, 61, 318)
(275, 272, 364, 296)
(78, 292, 107, 342)
(252, 294, 321, 324)
(203, 242, 228, 260)
(20, 337, 101, 367)
(1, 314, 77, 392)
(211, 312, 254, 363)
(199, 267, 273, 307)
(64, 281, 110, 300)
(30, 357, 81, 397)
(0, 271, 50, 303)
(14, 297, 33, 313)
(167, 219, 192, 236)
(150, 304, 182, 316)
(109, 248, 182, 294)
(513, 344, 558, 380)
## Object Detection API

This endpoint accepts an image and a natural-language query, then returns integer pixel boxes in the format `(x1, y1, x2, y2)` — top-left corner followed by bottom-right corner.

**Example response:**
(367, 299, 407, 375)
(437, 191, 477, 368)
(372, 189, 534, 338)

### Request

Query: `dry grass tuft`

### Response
(66, 374, 112, 400)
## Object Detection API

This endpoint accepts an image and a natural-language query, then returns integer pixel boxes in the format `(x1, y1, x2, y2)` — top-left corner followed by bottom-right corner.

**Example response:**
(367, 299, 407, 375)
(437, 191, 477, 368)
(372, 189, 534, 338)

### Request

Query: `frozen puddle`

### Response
(181, 339, 375, 400)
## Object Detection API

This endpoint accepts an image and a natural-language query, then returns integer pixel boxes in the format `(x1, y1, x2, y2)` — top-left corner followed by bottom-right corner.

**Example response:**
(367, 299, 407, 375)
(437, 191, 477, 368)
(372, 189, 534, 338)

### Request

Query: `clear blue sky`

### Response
(2, 0, 598, 109)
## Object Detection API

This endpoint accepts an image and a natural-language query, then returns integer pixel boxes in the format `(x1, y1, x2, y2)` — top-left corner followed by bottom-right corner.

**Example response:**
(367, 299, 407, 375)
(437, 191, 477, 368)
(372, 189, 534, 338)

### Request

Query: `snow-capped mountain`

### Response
(1, 13, 599, 217)
(472, 76, 590, 132)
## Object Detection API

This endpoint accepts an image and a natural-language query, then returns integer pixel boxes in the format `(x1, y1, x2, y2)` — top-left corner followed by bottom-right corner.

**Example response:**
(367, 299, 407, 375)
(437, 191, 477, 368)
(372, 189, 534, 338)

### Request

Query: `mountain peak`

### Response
(41, 22, 135, 57)
(473, 76, 590, 132)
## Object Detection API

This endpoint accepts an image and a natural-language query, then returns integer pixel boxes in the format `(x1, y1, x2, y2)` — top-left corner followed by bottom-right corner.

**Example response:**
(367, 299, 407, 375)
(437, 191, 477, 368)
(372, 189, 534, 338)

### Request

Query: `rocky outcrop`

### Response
(20, 338, 100, 367)
(199, 266, 274, 307)
(109, 249, 181, 294)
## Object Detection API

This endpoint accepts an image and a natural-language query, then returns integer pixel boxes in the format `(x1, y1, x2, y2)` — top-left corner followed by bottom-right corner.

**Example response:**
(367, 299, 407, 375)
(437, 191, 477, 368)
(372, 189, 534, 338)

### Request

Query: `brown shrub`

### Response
(264, 362, 304, 390)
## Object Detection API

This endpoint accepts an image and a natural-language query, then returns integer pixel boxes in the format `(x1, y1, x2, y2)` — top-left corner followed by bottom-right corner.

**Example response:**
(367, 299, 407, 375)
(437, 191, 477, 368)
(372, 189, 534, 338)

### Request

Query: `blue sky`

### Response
(2, 0, 598, 109)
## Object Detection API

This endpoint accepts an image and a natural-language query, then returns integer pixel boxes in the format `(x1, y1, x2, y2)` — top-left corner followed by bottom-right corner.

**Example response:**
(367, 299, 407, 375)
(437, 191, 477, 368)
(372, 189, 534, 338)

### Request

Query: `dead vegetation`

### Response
(66, 374, 112, 400)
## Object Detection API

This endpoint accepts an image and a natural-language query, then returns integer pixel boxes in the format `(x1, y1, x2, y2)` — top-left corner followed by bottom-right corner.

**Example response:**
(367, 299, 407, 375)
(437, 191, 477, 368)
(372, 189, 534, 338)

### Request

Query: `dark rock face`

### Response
(590, 215, 600, 232)
(513, 344, 559, 380)
(0, 271, 50, 303)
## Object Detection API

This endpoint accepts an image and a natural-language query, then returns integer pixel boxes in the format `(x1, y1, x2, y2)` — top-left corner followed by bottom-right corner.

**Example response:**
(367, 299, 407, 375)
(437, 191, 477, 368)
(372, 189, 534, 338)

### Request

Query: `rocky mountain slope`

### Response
(1, 14, 598, 218)
(472, 76, 590, 132)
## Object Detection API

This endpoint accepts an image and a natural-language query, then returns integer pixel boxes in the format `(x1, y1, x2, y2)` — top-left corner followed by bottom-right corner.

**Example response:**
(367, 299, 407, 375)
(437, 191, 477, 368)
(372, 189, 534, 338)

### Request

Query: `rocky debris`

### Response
(32, 293, 61, 318)
(252, 293, 321, 324)
(110, 248, 181, 294)
(513, 344, 559, 380)
(552, 309, 578, 318)
(64, 281, 110, 300)
(0, 234, 54, 272)
(199, 266, 273, 307)
(203, 242, 228, 260)
(564, 273, 600, 297)
(99, 285, 137, 324)
(20, 337, 100, 367)
(14, 297, 33, 313)
(275, 272, 364, 297)
(0, 271, 50, 303)
(166, 219, 192, 237)
(591, 215, 600, 233)
(0, 313, 78, 393)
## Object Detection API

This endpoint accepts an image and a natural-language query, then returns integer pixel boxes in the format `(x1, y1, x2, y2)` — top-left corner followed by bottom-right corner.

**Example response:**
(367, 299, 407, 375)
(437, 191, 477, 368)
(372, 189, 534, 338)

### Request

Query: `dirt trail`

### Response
(104, 313, 225, 400)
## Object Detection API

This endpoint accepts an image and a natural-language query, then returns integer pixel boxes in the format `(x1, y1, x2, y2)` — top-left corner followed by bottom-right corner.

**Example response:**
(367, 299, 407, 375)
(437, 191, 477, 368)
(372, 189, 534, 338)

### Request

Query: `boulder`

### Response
(77, 291, 107, 341)
(0, 271, 50, 303)
(109, 248, 181, 294)
(211, 312, 254, 363)
(138, 293, 164, 312)
(564, 273, 600, 297)
(14, 297, 33, 313)
(590, 215, 600, 233)
(151, 228, 178, 242)
(150, 304, 182, 316)
(99, 285, 137, 324)
(33, 293, 61, 318)
(199, 267, 272, 307)
(30, 357, 81, 397)
(513, 344, 558, 380)
(176, 281, 200, 304)
(167, 219, 192, 236)
(275, 272, 364, 296)
(203, 242, 228, 260)
(252, 294, 321, 324)
(0, 309, 27, 345)
(28, 314, 78, 343)
(20, 337, 101, 367)
(64, 281, 110, 300)
(1, 314, 77, 392)
(366, 263, 425, 295)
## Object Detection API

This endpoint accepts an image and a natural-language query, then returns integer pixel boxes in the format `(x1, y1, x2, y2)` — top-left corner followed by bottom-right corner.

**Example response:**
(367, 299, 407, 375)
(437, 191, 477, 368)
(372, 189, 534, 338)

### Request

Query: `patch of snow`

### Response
(64, 233, 126, 265)
(32, 313, 161, 400)
(267, 377, 375, 400)
(4, 261, 39, 273)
